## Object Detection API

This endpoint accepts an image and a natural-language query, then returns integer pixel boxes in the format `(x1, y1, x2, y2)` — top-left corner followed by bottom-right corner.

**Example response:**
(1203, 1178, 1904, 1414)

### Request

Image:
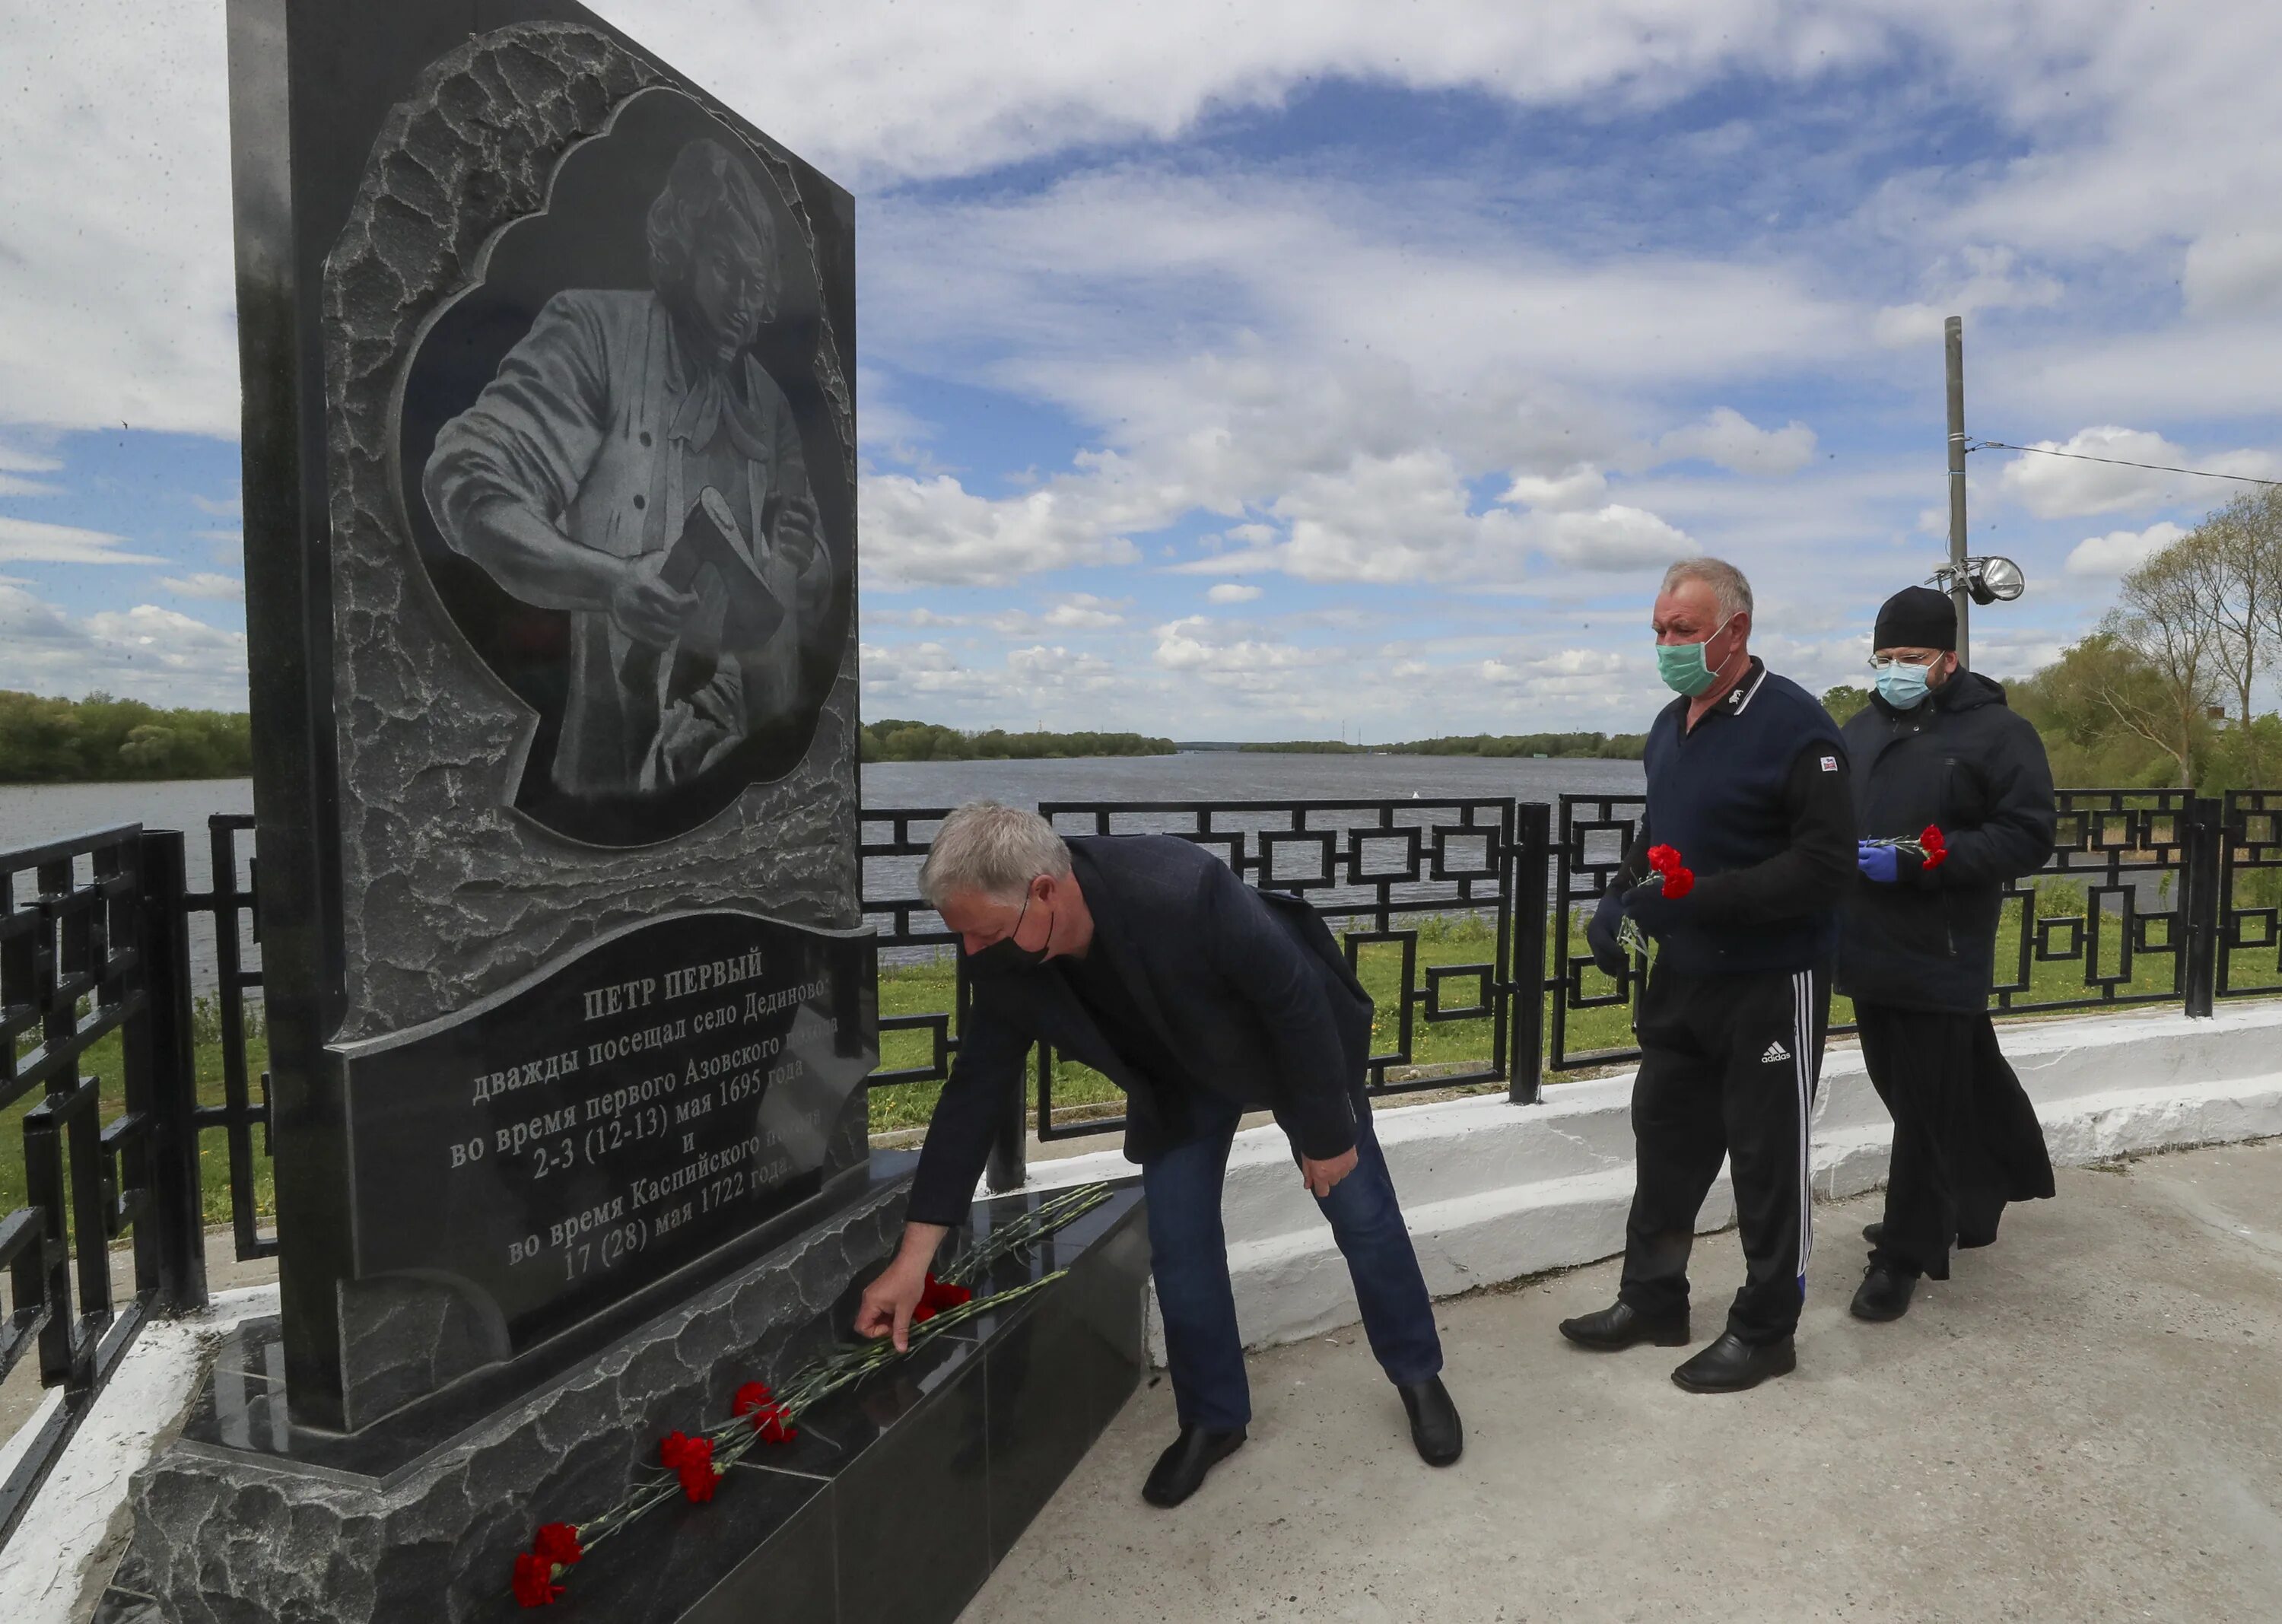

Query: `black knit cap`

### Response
(1874, 586, 1956, 653)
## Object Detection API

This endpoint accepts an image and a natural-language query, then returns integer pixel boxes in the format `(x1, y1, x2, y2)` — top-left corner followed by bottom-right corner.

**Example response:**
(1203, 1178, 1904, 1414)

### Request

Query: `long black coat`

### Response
(1836, 671, 2057, 1013)
(904, 835, 1374, 1227)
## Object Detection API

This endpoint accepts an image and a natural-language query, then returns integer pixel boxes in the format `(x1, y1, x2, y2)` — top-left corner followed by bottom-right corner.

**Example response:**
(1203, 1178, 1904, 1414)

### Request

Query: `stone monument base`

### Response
(98, 1180, 1149, 1623)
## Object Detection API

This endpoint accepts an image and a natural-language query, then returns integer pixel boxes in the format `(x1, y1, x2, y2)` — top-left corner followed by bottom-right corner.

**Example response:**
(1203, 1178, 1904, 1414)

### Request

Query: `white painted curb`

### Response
(0, 1284, 279, 1624)
(1013, 1003, 2282, 1363)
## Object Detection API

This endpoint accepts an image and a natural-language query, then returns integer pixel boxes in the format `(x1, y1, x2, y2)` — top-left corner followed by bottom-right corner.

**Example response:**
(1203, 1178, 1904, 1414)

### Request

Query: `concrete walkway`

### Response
(965, 1139, 2282, 1624)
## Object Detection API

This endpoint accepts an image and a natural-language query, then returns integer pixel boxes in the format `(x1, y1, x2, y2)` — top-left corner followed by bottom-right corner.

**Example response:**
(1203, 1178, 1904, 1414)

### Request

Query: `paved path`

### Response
(966, 1139, 2282, 1624)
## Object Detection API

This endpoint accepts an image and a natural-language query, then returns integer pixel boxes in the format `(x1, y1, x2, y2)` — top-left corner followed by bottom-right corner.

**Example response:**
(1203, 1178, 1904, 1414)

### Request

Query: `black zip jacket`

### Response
(1836, 670, 2057, 1013)
(904, 835, 1373, 1228)
(1610, 661, 1857, 975)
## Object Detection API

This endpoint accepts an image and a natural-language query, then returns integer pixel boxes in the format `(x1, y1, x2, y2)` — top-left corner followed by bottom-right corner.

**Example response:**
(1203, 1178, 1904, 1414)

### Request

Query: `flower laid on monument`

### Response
(532, 1524, 584, 1568)
(511, 1552, 566, 1609)
(1615, 844, 1696, 958)
(1866, 824, 1948, 871)
(912, 1273, 974, 1323)
(732, 1380, 798, 1442)
(507, 1184, 1117, 1607)
(659, 1431, 722, 1502)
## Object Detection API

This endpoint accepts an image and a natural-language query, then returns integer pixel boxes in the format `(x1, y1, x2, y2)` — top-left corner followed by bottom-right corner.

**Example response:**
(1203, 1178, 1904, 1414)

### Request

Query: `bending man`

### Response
(857, 802, 1460, 1506)
(1575, 557, 1855, 1392)
(1839, 586, 2057, 1321)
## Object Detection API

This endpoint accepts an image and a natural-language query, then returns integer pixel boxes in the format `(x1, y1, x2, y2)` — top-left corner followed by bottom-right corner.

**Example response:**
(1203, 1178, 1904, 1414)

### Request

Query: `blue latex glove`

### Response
(1585, 890, 1628, 975)
(1619, 879, 1688, 936)
(1857, 841, 1899, 883)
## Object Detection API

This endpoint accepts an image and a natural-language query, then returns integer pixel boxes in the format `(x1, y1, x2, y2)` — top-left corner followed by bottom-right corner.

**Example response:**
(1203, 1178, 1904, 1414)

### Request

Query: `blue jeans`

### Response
(1140, 1092, 1442, 1431)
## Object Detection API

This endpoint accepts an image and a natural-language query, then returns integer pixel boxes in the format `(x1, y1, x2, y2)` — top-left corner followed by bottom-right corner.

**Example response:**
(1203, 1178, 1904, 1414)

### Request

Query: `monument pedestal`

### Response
(103, 1182, 1148, 1623)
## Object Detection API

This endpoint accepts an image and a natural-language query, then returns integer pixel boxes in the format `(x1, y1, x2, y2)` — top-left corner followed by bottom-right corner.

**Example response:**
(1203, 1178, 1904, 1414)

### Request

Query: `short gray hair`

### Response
(919, 801, 1073, 907)
(1659, 557, 1754, 622)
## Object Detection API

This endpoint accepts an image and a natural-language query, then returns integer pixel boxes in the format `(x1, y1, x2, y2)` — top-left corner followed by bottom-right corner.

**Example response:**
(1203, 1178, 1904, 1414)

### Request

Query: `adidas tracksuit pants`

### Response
(1618, 961, 1829, 1345)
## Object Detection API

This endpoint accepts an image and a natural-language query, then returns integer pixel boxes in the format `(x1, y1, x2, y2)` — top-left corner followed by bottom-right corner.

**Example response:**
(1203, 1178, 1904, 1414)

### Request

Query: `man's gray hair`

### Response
(919, 801, 1073, 907)
(1660, 556, 1754, 622)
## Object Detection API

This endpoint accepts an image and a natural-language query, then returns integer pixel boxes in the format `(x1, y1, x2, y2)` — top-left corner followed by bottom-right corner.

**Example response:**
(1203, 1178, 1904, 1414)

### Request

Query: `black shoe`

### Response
(1670, 1332, 1795, 1394)
(1141, 1425, 1246, 1508)
(1398, 1378, 1463, 1467)
(1558, 1301, 1691, 1351)
(1850, 1263, 1918, 1321)
(1862, 1221, 1884, 1246)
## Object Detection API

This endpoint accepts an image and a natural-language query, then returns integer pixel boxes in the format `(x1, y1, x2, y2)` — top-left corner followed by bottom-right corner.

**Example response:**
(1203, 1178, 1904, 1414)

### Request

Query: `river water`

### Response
(0, 755, 1644, 990)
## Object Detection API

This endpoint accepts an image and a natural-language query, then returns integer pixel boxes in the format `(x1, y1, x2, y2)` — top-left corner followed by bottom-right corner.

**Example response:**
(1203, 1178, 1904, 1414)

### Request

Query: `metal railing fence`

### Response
(0, 827, 206, 1543)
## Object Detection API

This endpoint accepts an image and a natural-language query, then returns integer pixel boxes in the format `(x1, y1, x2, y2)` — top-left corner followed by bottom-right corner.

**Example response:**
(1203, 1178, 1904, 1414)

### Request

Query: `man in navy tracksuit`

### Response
(1572, 558, 1855, 1392)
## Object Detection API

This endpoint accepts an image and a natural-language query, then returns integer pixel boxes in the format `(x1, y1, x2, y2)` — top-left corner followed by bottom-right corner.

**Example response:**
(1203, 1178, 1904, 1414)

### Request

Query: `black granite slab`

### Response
(110, 1182, 1149, 1624)
(227, 0, 866, 1435)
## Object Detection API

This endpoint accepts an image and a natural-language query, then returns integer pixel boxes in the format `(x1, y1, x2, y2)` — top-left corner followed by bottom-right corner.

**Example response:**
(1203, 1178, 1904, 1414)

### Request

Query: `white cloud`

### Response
(2183, 228, 2282, 320)
(0, 516, 166, 566)
(0, 474, 61, 498)
(1531, 504, 1695, 572)
(2064, 520, 2186, 577)
(1651, 408, 1816, 476)
(1996, 427, 2277, 519)
(1872, 246, 2063, 348)
(861, 472, 1143, 588)
(1206, 583, 1261, 604)
(1499, 465, 1607, 510)
(0, 3, 237, 434)
(0, 585, 246, 706)
(155, 571, 245, 602)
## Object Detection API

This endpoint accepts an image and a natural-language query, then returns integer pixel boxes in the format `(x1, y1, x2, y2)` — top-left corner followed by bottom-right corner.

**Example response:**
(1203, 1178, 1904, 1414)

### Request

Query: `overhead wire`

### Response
(1966, 438, 2282, 490)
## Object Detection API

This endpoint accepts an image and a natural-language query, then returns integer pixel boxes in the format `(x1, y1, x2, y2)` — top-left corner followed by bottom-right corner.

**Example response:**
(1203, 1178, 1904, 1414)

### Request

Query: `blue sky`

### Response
(3, 1, 2278, 734)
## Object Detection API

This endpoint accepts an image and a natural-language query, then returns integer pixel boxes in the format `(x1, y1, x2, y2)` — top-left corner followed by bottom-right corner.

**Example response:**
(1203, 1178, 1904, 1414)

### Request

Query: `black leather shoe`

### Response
(1141, 1425, 1246, 1508)
(1558, 1300, 1690, 1351)
(1862, 1220, 1884, 1246)
(1670, 1332, 1795, 1394)
(1398, 1378, 1463, 1467)
(1850, 1263, 1918, 1321)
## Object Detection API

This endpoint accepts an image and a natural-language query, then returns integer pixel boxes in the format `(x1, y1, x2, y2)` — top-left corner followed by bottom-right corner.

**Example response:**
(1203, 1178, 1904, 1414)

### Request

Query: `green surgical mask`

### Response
(1656, 615, 1737, 696)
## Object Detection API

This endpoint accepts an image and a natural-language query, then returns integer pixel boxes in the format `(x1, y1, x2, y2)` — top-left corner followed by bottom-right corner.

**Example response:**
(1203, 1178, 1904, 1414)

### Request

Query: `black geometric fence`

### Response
(1547, 789, 2229, 1070)
(0, 826, 208, 1543)
(858, 798, 1540, 1191)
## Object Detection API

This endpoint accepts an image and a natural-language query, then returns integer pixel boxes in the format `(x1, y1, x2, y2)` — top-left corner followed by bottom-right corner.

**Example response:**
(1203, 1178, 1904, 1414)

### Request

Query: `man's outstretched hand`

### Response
(855, 1260, 927, 1352)
(1300, 1146, 1359, 1198)
(853, 1220, 950, 1352)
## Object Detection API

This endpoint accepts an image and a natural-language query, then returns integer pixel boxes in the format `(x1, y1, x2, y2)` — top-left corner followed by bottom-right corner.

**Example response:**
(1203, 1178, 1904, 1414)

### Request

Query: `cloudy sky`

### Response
(2, 1, 2277, 736)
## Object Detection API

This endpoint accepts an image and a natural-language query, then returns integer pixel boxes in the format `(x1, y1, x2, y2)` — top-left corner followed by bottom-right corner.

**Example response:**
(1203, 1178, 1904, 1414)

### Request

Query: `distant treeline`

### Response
(1388, 731, 1648, 760)
(861, 719, 1177, 762)
(1238, 740, 1363, 754)
(0, 691, 253, 783)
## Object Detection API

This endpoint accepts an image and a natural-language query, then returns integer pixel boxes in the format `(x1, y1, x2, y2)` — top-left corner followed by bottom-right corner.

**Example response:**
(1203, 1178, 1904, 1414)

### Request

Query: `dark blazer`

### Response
(904, 834, 1374, 1227)
(1837, 670, 2058, 1012)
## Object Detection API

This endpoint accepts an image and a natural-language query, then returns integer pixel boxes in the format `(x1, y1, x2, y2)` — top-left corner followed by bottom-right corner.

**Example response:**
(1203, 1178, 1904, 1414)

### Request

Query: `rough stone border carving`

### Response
(317, 22, 860, 1038)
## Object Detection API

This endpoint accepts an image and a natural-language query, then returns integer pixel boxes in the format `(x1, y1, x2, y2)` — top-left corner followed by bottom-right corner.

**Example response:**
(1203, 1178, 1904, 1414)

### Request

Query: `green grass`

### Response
(4, 999, 275, 1233)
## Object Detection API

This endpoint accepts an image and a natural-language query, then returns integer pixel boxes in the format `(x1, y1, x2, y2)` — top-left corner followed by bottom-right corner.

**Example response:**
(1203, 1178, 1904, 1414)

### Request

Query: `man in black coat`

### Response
(855, 802, 1460, 1508)
(1839, 586, 2058, 1321)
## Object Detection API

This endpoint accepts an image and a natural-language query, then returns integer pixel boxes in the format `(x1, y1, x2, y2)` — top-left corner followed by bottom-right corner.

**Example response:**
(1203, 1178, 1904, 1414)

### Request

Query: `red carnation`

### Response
(1646, 844, 1682, 876)
(1919, 825, 1947, 870)
(734, 1381, 799, 1443)
(911, 1273, 974, 1324)
(659, 1430, 720, 1502)
(512, 1551, 564, 1609)
(1662, 866, 1696, 899)
(532, 1524, 583, 1568)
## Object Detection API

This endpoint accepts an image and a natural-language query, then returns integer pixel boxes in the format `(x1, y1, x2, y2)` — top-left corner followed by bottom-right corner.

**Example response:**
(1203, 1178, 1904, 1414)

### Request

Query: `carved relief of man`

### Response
(424, 138, 833, 799)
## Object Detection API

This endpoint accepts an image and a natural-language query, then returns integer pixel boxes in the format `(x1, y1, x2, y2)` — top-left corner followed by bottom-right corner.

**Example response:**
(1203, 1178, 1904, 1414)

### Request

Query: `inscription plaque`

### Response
(335, 911, 876, 1359)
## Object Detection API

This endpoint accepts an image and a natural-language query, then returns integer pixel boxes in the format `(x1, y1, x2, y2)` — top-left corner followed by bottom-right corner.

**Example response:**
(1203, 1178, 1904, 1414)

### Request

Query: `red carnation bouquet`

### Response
(507, 1181, 1117, 1607)
(1865, 824, 1947, 871)
(1615, 844, 1696, 958)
